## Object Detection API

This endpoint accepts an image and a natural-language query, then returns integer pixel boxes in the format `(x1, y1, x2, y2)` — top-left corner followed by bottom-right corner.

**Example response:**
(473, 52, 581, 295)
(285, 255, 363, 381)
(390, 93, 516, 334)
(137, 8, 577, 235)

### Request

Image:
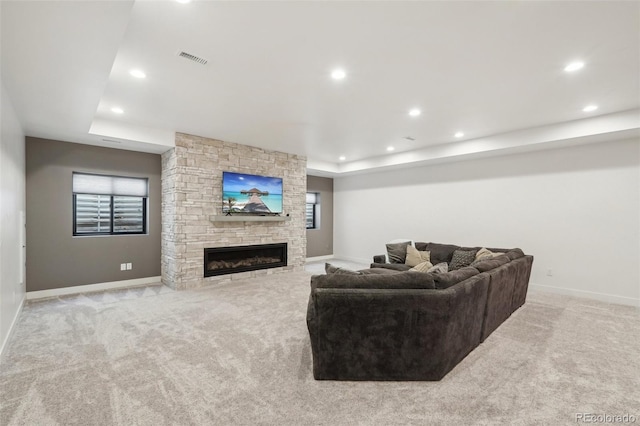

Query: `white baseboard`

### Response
(26, 276, 162, 300)
(1, 294, 25, 361)
(306, 255, 334, 262)
(529, 283, 640, 307)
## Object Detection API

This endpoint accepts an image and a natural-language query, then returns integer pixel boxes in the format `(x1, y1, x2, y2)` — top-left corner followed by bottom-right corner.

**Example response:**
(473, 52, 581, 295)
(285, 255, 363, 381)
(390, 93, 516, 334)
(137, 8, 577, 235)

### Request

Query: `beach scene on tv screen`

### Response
(223, 172, 283, 214)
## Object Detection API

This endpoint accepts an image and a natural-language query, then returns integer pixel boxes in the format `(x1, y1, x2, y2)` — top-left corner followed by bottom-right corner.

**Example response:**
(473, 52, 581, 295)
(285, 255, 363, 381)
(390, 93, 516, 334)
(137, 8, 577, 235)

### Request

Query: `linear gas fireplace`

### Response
(204, 243, 288, 277)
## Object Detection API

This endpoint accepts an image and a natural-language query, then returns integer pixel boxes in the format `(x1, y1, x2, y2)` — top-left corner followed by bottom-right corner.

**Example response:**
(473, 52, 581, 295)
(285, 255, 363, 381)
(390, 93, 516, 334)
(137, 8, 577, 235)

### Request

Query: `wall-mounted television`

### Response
(222, 171, 283, 214)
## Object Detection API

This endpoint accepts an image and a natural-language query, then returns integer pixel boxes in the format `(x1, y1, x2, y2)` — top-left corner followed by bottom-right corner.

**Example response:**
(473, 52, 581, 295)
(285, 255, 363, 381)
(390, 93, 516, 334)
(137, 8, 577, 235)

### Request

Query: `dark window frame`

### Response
(306, 192, 319, 230)
(73, 193, 147, 236)
(306, 202, 317, 230)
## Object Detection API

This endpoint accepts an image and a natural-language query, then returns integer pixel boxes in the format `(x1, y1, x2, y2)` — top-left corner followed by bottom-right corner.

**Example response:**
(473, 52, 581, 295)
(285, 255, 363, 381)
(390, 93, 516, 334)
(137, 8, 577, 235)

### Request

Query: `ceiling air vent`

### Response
(178, 51, 208, 65)
(403, 136, 416, 141)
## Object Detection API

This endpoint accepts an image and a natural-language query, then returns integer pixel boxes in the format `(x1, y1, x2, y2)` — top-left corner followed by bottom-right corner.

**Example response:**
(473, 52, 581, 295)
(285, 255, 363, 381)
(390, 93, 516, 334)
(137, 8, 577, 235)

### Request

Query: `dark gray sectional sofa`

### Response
(306, 242, 533, 381)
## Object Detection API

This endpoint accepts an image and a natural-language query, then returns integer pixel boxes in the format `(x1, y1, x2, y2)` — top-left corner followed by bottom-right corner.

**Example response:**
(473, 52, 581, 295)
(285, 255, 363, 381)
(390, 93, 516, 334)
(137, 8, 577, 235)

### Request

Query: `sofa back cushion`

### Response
(505, 249, 525, 260)
(416, 242, 460, 264)
(432, 266, 479, 289)
(471, 254, 510, 272)
(312, 271, 435, 290)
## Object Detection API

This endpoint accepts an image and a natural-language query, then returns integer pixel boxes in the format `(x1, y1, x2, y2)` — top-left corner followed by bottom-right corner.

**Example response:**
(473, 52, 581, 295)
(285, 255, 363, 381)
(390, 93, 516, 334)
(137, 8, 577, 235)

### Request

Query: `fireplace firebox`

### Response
(204, 243, 288, 277)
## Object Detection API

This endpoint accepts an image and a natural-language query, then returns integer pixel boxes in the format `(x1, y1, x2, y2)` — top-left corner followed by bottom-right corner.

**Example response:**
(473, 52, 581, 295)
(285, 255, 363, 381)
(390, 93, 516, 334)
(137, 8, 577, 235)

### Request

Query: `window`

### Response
(73, 173, 148, 236)
(306, 192, 319, 229)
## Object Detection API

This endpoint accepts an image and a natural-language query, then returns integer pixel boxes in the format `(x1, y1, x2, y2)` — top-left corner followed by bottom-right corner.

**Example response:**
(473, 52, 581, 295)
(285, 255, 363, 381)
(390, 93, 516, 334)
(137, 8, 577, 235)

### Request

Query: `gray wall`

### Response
(306, 175, 333, 257)
(26, 137, 161, 292)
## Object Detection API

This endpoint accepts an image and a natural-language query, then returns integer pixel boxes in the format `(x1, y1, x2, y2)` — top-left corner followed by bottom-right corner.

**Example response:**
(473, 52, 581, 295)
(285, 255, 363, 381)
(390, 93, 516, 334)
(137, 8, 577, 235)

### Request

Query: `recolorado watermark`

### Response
(576, 413, 637, 424)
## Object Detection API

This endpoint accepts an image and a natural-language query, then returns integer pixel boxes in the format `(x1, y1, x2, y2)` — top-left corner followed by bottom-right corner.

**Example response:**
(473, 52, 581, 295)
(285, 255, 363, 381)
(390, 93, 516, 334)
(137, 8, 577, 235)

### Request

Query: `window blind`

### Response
(73, 173, 148, 197)
(306, 193, 318, 204)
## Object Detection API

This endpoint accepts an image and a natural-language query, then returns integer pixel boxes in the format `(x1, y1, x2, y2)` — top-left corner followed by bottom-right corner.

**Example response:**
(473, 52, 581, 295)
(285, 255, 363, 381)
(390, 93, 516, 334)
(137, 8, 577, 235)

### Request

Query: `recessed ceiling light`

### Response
(583, 104, 598, 112)
(111, 107, 124, 114)
(331, 69, 346, 80)
(338, 156, 346, 161)
(564, 61, 585, 72)
(454, 131, 464, 138)
(409, 108, 421, 117)
(386, 146, 395, 152)
(176, 0, 192, 4)
(129, 69, 146, 79)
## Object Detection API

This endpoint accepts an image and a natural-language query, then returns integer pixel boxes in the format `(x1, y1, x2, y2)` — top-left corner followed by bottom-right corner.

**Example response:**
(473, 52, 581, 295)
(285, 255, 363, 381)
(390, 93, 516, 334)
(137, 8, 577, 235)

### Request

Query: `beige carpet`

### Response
(1, 272, 639, 425)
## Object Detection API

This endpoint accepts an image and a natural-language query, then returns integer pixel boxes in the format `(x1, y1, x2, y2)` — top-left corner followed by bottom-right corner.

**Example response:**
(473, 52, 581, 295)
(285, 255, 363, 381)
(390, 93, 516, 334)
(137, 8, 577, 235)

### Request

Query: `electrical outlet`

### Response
(547, 269, 553, 277)
(126, 263, 132, 270)
(120, 263, 126, 271)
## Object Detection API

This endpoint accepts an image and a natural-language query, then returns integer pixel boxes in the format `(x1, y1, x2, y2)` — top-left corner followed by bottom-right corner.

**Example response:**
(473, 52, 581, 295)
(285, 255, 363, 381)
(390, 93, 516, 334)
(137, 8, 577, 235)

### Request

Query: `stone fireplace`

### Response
(161, 133, 306, 290)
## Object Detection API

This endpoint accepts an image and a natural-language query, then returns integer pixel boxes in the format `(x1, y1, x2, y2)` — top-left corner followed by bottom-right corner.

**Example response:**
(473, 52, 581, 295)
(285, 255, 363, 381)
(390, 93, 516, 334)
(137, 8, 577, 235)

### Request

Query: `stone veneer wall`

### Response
(161, 133, 307, 290)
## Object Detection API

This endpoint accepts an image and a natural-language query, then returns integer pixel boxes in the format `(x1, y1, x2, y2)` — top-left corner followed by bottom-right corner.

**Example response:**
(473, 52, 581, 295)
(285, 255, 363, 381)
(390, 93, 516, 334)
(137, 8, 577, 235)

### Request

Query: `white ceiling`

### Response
(2, 1, 639, 175)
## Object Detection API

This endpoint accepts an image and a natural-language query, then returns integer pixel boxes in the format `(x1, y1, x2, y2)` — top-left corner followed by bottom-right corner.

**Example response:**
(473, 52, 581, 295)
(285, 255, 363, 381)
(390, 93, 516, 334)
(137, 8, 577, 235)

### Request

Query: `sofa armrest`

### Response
(372, 254, 387, 264)
(370, 262, 412, 272)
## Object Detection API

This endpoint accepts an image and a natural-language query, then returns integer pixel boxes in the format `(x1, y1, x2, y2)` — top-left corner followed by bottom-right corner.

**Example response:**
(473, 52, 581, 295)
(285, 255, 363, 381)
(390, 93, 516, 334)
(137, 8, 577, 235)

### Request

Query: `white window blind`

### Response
(306, 193, 317, 204)
(73, 172, 147, 235)
(73, 173, 148, 197)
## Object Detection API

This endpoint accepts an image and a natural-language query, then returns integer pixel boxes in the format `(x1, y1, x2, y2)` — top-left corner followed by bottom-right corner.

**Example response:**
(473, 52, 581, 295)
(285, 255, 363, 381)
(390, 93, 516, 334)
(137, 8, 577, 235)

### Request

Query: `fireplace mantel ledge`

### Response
(209, 215, 291, 223)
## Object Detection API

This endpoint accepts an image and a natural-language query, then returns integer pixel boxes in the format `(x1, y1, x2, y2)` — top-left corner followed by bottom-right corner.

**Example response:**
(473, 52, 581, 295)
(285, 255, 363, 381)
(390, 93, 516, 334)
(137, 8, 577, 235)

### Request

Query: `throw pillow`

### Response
(325, 263, 362, 275)
(475, 247, 499, 262)
(405, 246, 431, 267)
(427, 262, 448, 274)
(449, 249, 478, 271)
(411, 260, 434, 272)
(386, 241, 411, 264)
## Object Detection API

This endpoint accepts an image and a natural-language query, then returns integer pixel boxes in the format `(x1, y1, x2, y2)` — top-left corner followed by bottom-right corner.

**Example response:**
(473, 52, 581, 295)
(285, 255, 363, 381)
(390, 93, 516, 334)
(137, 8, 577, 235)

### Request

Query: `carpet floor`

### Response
(1, 271, 638, 425)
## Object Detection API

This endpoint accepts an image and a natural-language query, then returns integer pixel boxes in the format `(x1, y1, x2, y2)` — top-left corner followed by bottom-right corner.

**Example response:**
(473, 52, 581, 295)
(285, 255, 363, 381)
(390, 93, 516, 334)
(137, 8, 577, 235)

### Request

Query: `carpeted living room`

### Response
(1, 1, 639, 425)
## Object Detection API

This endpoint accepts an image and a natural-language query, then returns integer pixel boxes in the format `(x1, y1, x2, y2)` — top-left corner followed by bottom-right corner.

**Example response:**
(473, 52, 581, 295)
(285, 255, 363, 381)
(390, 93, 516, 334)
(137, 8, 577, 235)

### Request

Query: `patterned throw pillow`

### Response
(325, 263, 362, 275)
(405, 246, 431, 267)
(427, 262, 449, 274)
(386, 241, 411, 264)
(449, 249, 478, 271)
(410, 261, 434, 272)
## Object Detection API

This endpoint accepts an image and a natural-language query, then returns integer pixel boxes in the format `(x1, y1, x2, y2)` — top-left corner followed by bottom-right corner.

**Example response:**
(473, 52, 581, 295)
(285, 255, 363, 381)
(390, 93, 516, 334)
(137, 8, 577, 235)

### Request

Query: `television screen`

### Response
(222, 172, 283, 214)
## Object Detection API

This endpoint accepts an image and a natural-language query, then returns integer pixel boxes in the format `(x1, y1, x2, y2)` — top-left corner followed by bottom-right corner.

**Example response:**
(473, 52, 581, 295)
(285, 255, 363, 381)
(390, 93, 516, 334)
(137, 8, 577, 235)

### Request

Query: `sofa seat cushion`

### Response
(370, 263, 412, 272)
(432, 266, 479, 289)
(312, 271, 435, 290)
(471, 254, 510, 272)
